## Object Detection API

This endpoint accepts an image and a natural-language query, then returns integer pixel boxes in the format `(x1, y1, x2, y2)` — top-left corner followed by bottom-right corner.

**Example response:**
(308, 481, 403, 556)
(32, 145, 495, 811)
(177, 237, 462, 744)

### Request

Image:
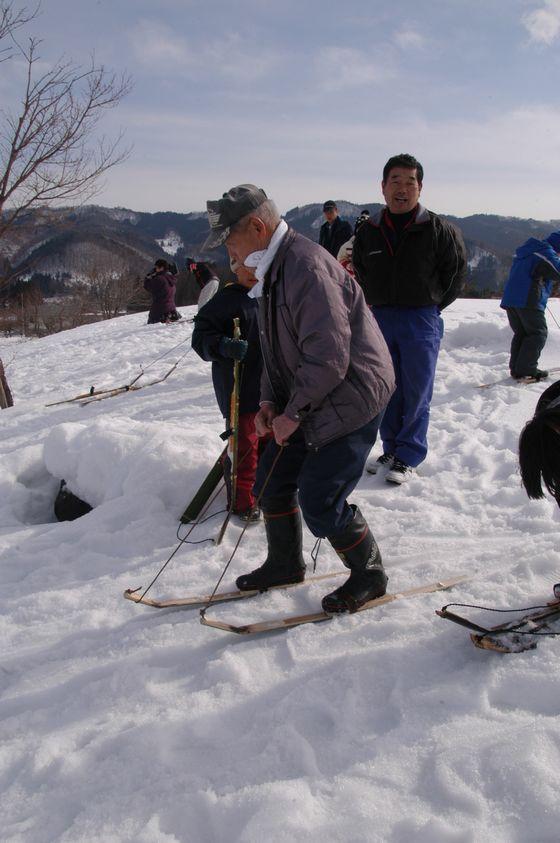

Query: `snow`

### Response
(2, 299, 560, 842)
(156, 231, 184, 256)
(467, 244, 496, 269)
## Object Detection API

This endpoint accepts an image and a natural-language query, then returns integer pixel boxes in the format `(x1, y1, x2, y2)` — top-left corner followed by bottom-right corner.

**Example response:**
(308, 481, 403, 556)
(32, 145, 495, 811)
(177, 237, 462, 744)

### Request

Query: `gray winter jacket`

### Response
(258, 228, 395, 450)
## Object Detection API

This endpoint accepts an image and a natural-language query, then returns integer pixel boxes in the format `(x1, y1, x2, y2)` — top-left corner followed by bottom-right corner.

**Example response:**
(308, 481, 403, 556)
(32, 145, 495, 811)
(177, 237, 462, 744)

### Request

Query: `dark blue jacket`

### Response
(191, 284, 262, 418)
(501, 236, 560, 311)
(319, 216, 353, 259)
(352, 204, 466, 310)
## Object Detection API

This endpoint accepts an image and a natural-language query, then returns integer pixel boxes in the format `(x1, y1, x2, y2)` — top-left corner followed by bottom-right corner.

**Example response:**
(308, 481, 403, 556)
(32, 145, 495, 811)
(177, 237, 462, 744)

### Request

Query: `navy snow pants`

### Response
(505, 306, 548, 377)
(253, 415, 382, 538)
(372, 305, 441, 468)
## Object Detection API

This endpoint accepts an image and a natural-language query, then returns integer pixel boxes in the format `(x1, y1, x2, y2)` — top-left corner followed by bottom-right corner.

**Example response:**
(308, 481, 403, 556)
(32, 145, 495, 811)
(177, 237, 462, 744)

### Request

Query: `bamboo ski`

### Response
(475, 366, 560, 389)
(45, 374, 144, 406)
(437, 598, 560, 653)
(79, 361, 180, 405)
(199, 575, 469, 635)
(124, 570, 346, 609)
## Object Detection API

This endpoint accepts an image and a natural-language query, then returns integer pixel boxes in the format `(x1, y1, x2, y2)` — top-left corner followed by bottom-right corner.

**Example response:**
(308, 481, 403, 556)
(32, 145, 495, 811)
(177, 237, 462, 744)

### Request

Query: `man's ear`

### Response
(249, 216, 266, 236)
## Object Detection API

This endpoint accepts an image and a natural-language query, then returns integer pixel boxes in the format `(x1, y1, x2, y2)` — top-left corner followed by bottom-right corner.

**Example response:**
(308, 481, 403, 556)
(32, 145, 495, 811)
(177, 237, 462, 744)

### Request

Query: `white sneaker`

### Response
(366, 452, 394, 475)
(386, 458, 414, 484)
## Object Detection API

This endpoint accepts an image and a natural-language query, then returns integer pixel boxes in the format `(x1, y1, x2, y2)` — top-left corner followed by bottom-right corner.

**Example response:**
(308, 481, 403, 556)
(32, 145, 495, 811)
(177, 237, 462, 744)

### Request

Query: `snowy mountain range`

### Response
(3, 202, 560, 295)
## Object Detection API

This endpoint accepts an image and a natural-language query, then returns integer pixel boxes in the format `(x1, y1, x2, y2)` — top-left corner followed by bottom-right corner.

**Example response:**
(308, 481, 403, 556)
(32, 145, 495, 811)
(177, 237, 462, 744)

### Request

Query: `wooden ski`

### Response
(476, 366, 560, 390)
(79, 362, 180, 405)
(437, 599, 560, 653)
(45, 382, 138, 406)
(124, 570, 346, 609)
(123, 571, 348, 609)
(200, 574, 469, 635)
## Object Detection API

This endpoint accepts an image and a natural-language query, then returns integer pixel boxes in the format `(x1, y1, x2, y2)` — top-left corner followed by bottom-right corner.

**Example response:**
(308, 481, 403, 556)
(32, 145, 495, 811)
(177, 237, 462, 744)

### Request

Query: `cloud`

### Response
(314, 46, 394, 91)
(394, 28, 426, 49)
(130, 19, 193, 66)
(522, 0, 560, 44)
(128, 20, 281, 82)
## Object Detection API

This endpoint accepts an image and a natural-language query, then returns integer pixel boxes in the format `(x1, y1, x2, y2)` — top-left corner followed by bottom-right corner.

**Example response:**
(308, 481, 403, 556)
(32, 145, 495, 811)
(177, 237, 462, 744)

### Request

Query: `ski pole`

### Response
(547, 303, 560, 331)
(215, 317, 242, 545)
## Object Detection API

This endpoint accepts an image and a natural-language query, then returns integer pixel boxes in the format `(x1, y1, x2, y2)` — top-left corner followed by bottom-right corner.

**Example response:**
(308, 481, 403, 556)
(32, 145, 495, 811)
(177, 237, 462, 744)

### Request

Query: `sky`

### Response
(3, 0, 560, 218)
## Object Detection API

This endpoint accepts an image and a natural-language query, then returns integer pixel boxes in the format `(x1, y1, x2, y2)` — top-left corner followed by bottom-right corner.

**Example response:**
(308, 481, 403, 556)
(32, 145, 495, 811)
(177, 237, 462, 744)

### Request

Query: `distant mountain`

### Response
(2, 202, 560, 297)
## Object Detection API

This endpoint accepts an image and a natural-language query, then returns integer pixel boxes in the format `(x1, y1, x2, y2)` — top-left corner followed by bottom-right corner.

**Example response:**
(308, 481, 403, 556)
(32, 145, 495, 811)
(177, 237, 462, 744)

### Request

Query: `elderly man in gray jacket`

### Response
(203, 184, 395, 613)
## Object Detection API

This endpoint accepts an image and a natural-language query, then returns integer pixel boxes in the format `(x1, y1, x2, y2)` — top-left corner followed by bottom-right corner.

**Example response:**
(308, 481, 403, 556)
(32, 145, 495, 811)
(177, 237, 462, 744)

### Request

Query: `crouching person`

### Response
(202, 184, 395, 612)
(191, 260, 263, 521)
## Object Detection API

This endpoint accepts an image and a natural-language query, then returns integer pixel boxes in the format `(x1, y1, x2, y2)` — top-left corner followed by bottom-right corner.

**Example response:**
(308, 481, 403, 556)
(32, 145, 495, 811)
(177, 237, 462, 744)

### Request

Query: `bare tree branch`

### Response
(0, 2, 132, 239)
(0, 1, 132, 403)
(0, 0, 37, 61)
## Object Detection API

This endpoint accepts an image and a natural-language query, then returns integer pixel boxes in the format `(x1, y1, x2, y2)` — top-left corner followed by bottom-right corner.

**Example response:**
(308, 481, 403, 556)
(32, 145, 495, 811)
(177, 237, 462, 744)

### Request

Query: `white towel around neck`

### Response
(245, 219, 288, 298)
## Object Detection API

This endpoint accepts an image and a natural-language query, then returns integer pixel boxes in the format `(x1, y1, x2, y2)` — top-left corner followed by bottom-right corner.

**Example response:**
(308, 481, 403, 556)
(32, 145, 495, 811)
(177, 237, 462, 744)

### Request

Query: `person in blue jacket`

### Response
(500, 232, 560, 380)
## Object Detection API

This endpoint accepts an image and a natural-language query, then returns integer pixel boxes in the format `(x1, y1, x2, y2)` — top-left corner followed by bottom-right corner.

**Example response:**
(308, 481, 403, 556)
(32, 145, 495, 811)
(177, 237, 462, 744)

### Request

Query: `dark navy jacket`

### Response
(500, 237, 560, 311)
(191, 283, 262, 418)
(352, 204, 467, 310)
(319, 216, 353, 259)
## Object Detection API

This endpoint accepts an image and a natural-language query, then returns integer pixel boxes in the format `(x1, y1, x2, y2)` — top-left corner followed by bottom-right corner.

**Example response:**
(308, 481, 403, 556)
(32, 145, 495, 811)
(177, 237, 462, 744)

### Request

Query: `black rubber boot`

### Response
(322, 505, 387, 614)
(235, 496, 306, 591)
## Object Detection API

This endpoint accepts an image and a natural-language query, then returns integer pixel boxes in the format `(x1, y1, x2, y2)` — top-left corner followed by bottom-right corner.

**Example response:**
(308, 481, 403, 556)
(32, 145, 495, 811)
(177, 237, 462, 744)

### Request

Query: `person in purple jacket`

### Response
(202, 184, 395, 614)
(144, 259, 182, 324)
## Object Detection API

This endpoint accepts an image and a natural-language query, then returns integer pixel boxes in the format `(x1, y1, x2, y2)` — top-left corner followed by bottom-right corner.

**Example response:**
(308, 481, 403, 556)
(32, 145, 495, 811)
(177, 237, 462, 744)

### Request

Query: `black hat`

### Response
(203, 184, 268, 250)
(322, 200, 337, 211)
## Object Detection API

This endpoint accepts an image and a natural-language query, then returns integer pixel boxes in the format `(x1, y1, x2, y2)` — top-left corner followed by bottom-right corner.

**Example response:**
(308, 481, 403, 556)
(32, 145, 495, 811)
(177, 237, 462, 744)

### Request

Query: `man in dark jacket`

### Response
(191, 265, 263, 519)
(319, 200, 353, 259)
(203, 184, 395, 613)
(353, 153, 467, 484)
(500, 232, 560, 380)
(144, 259, 181, 324)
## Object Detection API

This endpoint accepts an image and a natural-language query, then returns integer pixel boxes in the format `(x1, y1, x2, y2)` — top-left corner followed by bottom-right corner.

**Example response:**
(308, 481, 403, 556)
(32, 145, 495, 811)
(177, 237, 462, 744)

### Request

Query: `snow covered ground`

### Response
(1, 299, 560, 843)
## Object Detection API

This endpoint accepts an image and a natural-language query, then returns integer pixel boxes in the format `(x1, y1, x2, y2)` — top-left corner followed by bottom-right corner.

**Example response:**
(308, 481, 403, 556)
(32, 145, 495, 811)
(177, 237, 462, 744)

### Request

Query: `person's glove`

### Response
(219, 336, 248, 361)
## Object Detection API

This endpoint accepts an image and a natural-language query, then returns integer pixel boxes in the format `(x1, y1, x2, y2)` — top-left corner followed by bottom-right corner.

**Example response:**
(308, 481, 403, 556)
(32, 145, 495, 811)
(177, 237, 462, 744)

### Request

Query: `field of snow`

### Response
(2, 299, 560, 843)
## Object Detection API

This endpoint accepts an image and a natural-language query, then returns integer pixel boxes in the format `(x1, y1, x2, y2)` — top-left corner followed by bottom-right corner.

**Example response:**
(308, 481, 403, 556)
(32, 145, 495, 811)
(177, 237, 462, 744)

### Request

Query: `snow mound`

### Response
(43, 417, 194, 513)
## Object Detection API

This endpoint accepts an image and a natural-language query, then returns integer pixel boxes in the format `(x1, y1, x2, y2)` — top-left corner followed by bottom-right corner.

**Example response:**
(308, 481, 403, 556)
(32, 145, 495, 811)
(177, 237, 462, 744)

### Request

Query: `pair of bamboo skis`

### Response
(124, 574, 469, 636)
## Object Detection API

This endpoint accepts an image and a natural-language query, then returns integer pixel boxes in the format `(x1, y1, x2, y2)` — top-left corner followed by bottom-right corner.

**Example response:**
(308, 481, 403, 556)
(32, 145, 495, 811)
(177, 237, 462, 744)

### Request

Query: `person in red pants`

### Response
(191, 262, 264, 521)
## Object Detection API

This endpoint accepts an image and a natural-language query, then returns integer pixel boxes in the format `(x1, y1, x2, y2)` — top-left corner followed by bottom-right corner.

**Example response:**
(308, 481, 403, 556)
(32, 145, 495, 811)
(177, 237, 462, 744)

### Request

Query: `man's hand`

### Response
(272, 413, 300, 445)
(219, 336, 248, 361)
(255, 403, 277, 437)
